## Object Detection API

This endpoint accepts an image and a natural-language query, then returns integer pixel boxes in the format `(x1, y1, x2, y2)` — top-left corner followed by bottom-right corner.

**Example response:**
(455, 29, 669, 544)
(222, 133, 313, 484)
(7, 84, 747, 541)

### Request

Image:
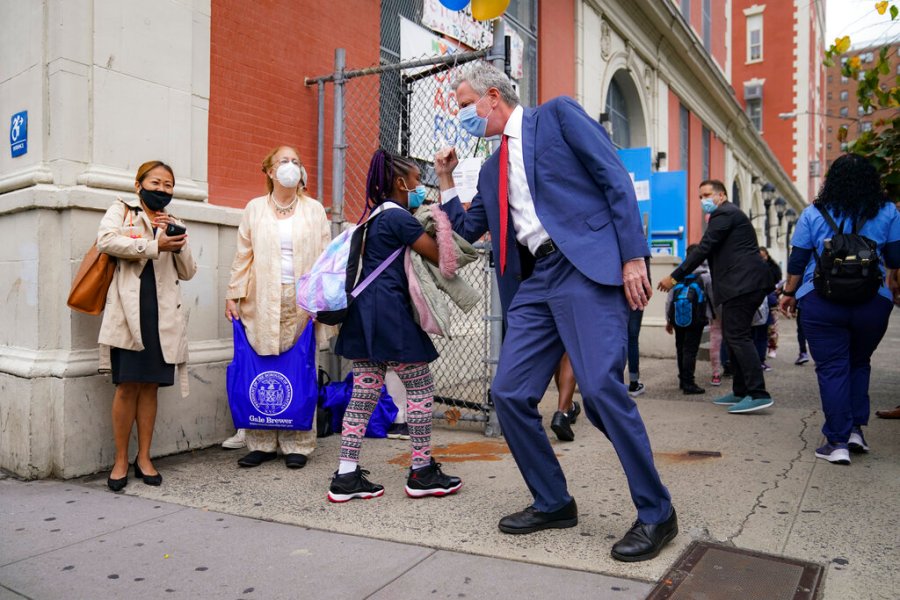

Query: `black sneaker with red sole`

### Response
(405, 458, 462, 498)
(327, 466, 384, 503)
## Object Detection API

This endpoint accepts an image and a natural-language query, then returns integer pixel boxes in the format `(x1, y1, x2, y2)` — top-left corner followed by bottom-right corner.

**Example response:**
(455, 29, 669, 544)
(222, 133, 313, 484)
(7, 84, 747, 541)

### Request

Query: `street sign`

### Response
(9, 111, 27, 157)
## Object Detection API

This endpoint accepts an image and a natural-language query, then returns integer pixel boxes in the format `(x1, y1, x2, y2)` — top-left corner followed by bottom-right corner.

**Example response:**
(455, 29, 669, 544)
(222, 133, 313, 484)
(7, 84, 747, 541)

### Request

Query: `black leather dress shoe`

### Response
(682, 384, 705, 395)
(565, 400, 581, 424)
(551, 411, 575, 442)
(611, 507, 678, 562)
(499, 498, 578, 534)
(285, 453, 308, 469)
(237, 450, 278, 468)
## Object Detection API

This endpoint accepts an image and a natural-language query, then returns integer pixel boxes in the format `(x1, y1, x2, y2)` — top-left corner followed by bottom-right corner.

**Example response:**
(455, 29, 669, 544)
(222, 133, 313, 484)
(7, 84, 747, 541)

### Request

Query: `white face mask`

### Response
(275, 162, 302, 188)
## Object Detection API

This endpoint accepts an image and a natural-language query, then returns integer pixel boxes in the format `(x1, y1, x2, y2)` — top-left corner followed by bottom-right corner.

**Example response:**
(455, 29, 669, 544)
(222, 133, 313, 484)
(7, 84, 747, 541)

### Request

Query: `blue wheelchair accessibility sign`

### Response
(10, 111, 27, 157)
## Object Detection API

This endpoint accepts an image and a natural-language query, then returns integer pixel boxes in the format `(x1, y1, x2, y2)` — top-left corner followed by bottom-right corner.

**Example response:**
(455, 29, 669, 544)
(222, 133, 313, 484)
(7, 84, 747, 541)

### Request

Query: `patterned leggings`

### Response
(340, 361, 434, 468)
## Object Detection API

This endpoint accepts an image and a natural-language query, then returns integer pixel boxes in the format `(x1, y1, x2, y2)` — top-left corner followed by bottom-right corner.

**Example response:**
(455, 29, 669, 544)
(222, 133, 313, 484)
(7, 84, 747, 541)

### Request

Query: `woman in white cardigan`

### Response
(225, 146, 333, 469)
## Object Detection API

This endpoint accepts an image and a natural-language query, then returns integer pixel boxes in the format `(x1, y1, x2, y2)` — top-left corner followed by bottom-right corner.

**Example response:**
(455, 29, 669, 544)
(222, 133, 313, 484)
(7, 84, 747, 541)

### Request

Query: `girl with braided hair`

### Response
(328, 149, 463, 502)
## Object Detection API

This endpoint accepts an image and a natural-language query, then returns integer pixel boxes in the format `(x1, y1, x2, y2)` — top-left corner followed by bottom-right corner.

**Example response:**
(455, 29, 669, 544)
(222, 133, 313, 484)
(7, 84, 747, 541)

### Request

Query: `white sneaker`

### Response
(767, 349, 777, 358)
(222, 429, 246, 449)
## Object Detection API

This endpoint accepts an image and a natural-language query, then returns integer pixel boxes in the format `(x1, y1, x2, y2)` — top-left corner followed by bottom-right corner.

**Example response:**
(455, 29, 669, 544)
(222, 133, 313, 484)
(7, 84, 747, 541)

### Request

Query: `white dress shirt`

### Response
(443, 105, 551, 254)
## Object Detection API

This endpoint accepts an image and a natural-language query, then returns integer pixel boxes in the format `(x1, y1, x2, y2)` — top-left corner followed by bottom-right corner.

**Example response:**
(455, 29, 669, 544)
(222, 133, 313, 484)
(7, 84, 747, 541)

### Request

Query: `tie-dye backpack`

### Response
(296, 202, 402, 325)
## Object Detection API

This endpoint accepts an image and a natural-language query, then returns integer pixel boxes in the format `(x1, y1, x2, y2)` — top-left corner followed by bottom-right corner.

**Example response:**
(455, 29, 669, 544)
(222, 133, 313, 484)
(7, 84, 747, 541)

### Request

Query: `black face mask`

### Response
(139, 187, 173, 211)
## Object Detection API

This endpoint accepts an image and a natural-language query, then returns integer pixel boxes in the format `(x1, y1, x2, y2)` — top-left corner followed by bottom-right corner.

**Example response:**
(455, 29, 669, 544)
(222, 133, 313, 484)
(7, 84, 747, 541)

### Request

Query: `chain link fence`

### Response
(307, 46, 506, 435)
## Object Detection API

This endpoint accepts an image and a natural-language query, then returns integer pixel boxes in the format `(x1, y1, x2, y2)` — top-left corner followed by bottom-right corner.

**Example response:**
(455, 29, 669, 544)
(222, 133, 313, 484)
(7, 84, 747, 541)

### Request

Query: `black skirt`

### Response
(111, 261, 175, 387)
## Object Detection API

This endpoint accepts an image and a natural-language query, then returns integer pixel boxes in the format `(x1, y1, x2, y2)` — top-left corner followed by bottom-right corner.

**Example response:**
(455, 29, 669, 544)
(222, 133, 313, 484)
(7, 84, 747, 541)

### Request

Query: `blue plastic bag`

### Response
(226, 319, 318, 430)
(319, 372, 398, 438)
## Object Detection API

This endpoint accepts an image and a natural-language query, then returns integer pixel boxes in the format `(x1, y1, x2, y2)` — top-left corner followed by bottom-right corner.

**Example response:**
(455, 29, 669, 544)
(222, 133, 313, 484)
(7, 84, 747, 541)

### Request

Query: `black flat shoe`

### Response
(498, 498, 578, 534)
(285, 453, 308, 469)
(682, 384, 705, 395)
(611, 507, 678, 562)
(550, 411, 575, 442)
(565, 400, 581, 424)
(107, 475, 128, 492)
(237, 450, 278, 468)
(134, 461, 162, 486)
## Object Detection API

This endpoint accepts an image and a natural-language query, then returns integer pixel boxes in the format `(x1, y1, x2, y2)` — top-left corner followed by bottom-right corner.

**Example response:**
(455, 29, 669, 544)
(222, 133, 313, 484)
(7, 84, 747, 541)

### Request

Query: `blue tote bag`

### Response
(226, 319, 318, 430)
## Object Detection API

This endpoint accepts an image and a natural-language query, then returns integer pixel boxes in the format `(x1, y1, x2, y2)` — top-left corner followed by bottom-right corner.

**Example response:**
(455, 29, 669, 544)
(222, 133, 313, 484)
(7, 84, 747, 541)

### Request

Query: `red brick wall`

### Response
(730, 0, 796, 181)
(208, 0, 380, 208)
(688, 113, 704, 244)
(538, 0, 575, 101)
(668, 89, 682, 170)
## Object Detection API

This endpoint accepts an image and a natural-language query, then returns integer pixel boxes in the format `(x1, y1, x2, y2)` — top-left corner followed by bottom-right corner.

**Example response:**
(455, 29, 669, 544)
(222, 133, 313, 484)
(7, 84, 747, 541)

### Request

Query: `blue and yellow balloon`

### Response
(438, 0, 510, 21)
(438, 0, 471, 10)
(471, 0, 510, 21)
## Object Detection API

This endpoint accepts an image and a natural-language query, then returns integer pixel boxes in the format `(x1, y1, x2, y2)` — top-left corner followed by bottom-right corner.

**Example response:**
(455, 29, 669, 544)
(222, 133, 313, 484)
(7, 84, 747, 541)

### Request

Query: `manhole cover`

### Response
(647, 541, 824, 600)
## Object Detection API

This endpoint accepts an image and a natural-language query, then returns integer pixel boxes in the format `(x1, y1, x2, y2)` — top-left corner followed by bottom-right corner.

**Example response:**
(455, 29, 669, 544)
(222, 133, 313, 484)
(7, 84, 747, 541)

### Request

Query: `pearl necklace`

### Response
(269, 193, 297, 216)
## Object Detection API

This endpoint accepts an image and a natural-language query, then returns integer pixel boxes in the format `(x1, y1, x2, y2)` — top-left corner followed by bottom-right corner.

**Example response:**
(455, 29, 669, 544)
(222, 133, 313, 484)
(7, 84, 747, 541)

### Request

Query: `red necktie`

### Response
(498, 134, 509, 275)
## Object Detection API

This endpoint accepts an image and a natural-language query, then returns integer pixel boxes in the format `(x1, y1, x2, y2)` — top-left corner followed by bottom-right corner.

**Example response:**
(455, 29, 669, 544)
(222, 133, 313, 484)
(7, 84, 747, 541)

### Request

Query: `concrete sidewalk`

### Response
(2, 318, 898, 599)
(0, 477, 649, 600)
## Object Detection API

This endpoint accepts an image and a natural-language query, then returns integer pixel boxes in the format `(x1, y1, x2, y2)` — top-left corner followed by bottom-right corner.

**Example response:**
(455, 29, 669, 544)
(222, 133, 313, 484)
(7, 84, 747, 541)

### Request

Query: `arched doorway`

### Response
(604, 70, 647, 149)
(732, 178, 742, 209)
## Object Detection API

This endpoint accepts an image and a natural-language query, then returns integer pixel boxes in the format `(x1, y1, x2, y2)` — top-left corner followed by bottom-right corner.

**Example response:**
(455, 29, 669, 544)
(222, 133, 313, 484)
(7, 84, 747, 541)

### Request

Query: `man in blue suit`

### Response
(434, 63, 676, 562)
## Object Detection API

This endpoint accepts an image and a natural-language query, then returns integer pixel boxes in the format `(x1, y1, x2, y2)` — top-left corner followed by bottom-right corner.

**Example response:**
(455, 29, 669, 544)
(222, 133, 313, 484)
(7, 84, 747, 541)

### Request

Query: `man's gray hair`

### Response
(451, 62, 520, 106)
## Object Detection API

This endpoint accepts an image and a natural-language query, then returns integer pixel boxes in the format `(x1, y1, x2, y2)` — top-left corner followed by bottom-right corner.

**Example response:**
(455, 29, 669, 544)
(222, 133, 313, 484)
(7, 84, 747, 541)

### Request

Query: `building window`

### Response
(841, 75, 848, 84)
(827, 125, 833, 133)
(840, 142, 849, 151)
(839, 106, 849, 117)
(857, 105, 865, 116)
(679, 103, 690, 171)
(744, 82, 763, 131)
(861, 121, 872, 132)
(681, 0, 690, 20)
(606, 79, 631, 149)
(747, 14, 763, 62)
(827, 74, 833, 83)
(827, 143, 832, 150)
(702, 0, 712, 50)
(840, 90, 848, 101)
(701, 126, 710, 181)
(860, 51, 874, 63)
(827, 91, 833, 100)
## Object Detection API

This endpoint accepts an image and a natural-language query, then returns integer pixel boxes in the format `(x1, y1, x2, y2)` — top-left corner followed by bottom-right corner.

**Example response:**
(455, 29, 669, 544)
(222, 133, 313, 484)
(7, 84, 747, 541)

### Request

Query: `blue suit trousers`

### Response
(491, 251, 672, 524)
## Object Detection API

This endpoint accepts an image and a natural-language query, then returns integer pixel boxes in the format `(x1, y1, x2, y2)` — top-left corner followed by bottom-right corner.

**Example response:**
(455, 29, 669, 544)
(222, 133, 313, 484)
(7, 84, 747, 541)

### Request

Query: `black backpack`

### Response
(667, 274, 706, 327)
(812, 205, 883, 305)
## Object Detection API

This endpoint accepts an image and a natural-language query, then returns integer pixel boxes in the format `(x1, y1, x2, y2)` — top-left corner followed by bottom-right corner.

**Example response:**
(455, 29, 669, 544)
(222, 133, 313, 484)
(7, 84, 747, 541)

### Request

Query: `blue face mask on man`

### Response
(458, 94, 494, 138)
(701, 198, 718, 214)
(405, 184, 427, 209)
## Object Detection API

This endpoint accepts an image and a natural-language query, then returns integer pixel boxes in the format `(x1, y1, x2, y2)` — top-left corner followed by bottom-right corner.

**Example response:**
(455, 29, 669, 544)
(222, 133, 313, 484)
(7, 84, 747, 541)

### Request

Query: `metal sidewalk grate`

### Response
(647, 541, 824, 600)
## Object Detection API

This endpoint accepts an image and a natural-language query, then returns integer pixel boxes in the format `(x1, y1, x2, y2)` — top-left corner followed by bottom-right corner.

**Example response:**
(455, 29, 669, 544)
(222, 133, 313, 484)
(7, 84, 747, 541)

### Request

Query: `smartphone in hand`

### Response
(166, 223, 187, 237)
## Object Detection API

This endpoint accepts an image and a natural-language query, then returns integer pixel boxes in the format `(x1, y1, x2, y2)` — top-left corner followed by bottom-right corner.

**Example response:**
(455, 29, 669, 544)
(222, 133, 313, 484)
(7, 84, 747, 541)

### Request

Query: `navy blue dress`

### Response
(335, 207, 438, 363)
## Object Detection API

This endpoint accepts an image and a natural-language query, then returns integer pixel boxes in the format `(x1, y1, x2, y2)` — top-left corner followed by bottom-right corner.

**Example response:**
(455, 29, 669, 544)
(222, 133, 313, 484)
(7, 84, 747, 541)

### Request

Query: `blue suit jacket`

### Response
(443, 96, 649, 314)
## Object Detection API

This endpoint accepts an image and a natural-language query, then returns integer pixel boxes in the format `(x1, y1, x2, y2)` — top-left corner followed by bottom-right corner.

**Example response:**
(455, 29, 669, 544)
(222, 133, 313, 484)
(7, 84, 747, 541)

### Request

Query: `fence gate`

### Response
(306, 43, 510, 437)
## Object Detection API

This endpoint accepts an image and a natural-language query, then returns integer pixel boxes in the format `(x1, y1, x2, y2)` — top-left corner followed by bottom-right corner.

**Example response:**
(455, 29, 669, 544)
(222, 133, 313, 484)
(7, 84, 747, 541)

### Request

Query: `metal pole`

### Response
(327, 48, 347, 381)
(482, 21, 510, 438)
(316, 81, 325, 203)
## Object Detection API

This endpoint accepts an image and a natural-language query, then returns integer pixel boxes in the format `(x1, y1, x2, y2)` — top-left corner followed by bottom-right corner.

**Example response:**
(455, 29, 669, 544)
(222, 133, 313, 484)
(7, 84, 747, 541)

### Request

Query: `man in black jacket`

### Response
(658, 180, 775, 414)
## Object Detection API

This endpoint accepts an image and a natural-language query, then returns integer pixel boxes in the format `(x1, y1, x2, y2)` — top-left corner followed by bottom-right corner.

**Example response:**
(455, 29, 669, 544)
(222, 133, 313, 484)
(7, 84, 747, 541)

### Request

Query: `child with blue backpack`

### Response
(327, 149, 463, 503)
(665, 244, 714, 395)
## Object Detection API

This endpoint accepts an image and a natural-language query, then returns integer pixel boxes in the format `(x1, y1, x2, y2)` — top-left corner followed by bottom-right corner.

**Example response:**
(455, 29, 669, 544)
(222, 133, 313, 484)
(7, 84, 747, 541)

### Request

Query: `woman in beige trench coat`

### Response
(225, 145, 333, 469)
(98, 161, 197, 491)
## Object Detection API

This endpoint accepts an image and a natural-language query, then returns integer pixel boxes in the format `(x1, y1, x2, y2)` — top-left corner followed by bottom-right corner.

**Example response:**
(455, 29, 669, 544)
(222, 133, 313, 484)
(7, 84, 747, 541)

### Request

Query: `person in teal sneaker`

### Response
(659, 180, 775, 415)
